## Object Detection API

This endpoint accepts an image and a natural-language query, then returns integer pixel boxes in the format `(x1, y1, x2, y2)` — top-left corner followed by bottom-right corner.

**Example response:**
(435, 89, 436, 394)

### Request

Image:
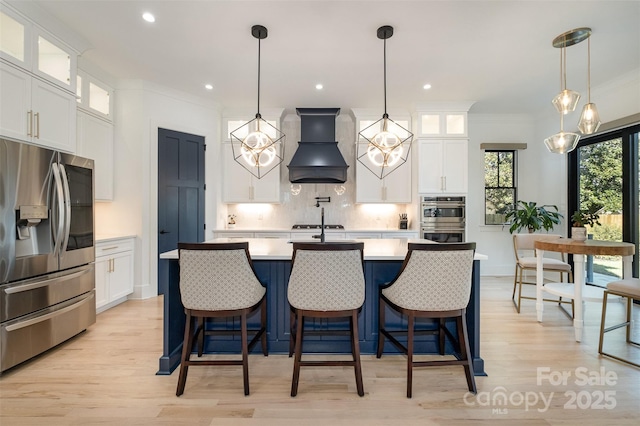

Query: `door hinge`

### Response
(203, 183, 206, 190)
(203, 144, 206, 151)
(203, 223, 206, 230)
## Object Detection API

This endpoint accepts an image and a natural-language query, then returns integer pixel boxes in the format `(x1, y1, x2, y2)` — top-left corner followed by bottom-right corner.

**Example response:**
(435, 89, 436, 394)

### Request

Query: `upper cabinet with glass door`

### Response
(0, 5, 76, 92)
(415, 102, 475, 138)
(76, 70, 113, 121)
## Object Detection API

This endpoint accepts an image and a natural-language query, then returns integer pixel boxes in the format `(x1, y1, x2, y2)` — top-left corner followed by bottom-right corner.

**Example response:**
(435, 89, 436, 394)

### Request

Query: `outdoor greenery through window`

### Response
(484, 150, 516, 225)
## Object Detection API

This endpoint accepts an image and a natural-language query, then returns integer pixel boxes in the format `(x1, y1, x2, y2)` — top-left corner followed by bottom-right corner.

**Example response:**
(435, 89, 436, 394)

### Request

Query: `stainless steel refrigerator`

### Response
(0, 138, 96, 373)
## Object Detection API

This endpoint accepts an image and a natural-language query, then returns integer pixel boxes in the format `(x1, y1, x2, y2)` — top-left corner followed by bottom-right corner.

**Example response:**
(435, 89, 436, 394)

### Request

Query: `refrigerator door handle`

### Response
(4, 269, 91, 294)
(51, 163, 65, 256)
(58, 163, 72, 254)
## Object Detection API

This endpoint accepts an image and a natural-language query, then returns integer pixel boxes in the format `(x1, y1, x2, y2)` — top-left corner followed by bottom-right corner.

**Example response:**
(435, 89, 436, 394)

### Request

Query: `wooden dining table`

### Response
(535, 237, 634, 342)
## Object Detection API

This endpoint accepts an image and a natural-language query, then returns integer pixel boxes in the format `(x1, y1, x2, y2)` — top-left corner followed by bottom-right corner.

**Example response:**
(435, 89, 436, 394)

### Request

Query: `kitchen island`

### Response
(158, 238, 487, 376)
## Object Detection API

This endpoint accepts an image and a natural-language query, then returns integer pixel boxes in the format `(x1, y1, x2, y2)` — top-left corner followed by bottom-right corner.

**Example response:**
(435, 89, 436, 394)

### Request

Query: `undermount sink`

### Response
(287, 239, 358, 244)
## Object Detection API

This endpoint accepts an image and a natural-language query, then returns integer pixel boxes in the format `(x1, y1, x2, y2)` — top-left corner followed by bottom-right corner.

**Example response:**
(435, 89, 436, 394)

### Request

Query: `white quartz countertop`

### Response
(160, 238, 488, 261)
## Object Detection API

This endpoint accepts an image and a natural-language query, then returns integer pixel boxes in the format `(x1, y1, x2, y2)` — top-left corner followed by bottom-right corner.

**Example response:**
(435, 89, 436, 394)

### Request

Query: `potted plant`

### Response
(504, 200, 563, 234)
(570, 207, 601, 241)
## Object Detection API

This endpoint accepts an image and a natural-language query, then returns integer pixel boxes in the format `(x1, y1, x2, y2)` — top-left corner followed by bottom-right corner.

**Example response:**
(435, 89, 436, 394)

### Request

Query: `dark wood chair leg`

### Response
(376, 296, 386, 358)
(350, 311, 364, 397)
(438, 318, 446, 355)
(197, 316, 205, 357)
(291, 313, 304, 397)
(407, 313, 414, 398)
(457, 314, 476, 394)
(176, 311, 194, 396)
(288, 309, 295, 357)
(241, 313, 250, 396)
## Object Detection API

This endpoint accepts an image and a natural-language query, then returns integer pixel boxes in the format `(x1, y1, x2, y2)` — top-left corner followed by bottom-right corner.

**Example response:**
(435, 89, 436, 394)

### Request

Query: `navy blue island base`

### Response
(157, 245, 486, 377)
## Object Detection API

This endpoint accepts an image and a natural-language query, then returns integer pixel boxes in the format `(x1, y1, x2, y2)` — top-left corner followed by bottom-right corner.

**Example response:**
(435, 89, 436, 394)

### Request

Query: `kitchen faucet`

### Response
(312, 207, 326, 242)
(312, 197, 330, 242)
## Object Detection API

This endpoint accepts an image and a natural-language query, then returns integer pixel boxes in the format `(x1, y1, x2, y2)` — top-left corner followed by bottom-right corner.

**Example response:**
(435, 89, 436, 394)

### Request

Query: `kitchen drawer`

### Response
(96, 238, 134, 257)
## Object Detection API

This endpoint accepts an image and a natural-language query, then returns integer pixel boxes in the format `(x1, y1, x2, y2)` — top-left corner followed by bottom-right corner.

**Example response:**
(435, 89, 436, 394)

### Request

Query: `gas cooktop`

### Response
(292, 224, 344, 230)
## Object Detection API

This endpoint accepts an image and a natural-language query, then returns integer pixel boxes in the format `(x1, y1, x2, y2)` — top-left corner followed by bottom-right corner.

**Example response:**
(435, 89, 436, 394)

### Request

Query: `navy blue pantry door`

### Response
(157, 128, 205, 295)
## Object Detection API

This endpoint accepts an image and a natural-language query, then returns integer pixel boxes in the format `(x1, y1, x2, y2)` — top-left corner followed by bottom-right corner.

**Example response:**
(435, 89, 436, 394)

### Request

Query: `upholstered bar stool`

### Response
(377, 242, 476, 398)
(287, 242, 366, 397)
(599, 278, 640, 368)
(176, 242, 267, 396)
(512, 234, 573, 315)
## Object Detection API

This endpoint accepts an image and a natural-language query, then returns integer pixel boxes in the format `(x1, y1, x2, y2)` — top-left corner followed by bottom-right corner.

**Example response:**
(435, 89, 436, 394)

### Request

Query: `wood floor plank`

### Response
(0, 276, 638, 425)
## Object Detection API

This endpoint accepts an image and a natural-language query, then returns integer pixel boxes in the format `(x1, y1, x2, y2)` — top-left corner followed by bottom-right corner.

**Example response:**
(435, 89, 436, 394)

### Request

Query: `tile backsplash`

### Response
(223, 112, 416, 230)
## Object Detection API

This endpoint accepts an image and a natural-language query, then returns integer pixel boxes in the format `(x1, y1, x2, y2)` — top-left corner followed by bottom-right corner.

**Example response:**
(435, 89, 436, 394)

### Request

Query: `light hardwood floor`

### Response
(0, 276, 639, 425)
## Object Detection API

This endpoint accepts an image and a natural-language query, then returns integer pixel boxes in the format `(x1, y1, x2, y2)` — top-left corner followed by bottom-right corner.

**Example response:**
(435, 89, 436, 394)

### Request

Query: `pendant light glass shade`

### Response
(552, 89, 580, 115)
(544, 131, 580, 154)
(229, 25, 284, 179)
(357, 25, 413, 180)
(578, 102, 601, 135)
(544, 113, 580, 154)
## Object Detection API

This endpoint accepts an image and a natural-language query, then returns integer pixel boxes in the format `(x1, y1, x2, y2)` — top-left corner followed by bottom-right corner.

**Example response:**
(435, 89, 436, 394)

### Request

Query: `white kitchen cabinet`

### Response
(221, 143, 280, 203)
(0, 5, 76, 92)
(0, 61, 76, 152)
(76, 70, 113, 121)
(95, 237, 134, 313)
(77, 110, 113, 200)
(0, 5, 77, 152)
(355, 156, 412, 203)
(418, 139, 468, 194)
(417, 112, 468, 137)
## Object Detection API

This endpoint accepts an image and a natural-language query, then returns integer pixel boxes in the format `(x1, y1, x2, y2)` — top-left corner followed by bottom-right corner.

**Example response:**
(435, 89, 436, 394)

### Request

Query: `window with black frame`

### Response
(484, 150, 517, 225)
(568, 123, 640, 281)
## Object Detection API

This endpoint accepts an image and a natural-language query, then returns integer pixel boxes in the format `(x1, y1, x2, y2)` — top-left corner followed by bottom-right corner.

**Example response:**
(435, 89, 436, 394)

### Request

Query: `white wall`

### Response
(95, 80, 221, 299)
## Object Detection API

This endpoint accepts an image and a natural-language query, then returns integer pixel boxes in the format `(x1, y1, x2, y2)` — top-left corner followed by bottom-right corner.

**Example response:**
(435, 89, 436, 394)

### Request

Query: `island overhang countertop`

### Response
(160, 238, 488, 261)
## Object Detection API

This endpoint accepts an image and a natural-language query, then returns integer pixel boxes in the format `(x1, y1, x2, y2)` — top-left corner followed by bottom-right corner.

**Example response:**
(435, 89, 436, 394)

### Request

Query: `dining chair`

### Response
(287, 242, 366, 397)
(599, 278, 640, 368)
(512, 233, 573, 315)
(176, 242, 267, 396)
(377, 242, 476, 398)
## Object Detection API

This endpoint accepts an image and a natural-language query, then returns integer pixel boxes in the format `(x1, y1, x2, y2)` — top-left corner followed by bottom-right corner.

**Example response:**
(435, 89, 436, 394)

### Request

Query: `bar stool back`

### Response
(377, 242, 476, 398)
(288, 242, 366, 397)
(599, 278, 640, 368)
(176, 242, 267, 396)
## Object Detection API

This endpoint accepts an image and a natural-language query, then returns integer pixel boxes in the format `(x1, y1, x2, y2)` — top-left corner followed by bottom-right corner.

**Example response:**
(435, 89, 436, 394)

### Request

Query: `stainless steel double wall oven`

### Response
(0, 138, 96, 373)
(420, 196, 466, 242)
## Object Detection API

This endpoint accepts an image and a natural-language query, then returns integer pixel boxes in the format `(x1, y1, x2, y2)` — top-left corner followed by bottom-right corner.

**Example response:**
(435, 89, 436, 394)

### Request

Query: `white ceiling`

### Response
(17, 0, 640, 116)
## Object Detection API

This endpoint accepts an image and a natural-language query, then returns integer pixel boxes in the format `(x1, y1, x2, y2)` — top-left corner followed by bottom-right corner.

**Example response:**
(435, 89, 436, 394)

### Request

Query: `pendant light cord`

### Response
(383, 36, 388, 118)
(586, 37, 591, 102)
(256, 36, 261, 119)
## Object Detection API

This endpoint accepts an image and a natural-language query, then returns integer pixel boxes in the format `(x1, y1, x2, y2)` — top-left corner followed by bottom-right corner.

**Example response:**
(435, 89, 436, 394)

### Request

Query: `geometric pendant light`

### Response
(230, 25, 285, 179)
(545, 27, 593, 154)
(357, 25, 413, 179)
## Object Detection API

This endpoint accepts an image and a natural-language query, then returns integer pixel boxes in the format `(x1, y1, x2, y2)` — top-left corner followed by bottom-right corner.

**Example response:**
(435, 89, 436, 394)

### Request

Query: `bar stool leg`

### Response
(291, 313, 304, 397)
(407, 313, 415, 398)
(376, 297, 386, 358)
(350, 311, 364, 397)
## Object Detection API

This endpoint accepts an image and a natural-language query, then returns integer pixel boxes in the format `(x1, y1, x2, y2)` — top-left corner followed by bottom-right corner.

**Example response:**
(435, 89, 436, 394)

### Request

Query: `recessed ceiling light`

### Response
(315, 83, 323, 90)
(205, 84, 213, 90)
(142, 12, 155, 23)
(423, 83, 432, 90)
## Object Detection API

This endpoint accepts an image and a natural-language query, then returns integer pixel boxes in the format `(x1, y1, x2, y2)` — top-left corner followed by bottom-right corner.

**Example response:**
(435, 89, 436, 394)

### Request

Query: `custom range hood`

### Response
(287, 108, 349, 183)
